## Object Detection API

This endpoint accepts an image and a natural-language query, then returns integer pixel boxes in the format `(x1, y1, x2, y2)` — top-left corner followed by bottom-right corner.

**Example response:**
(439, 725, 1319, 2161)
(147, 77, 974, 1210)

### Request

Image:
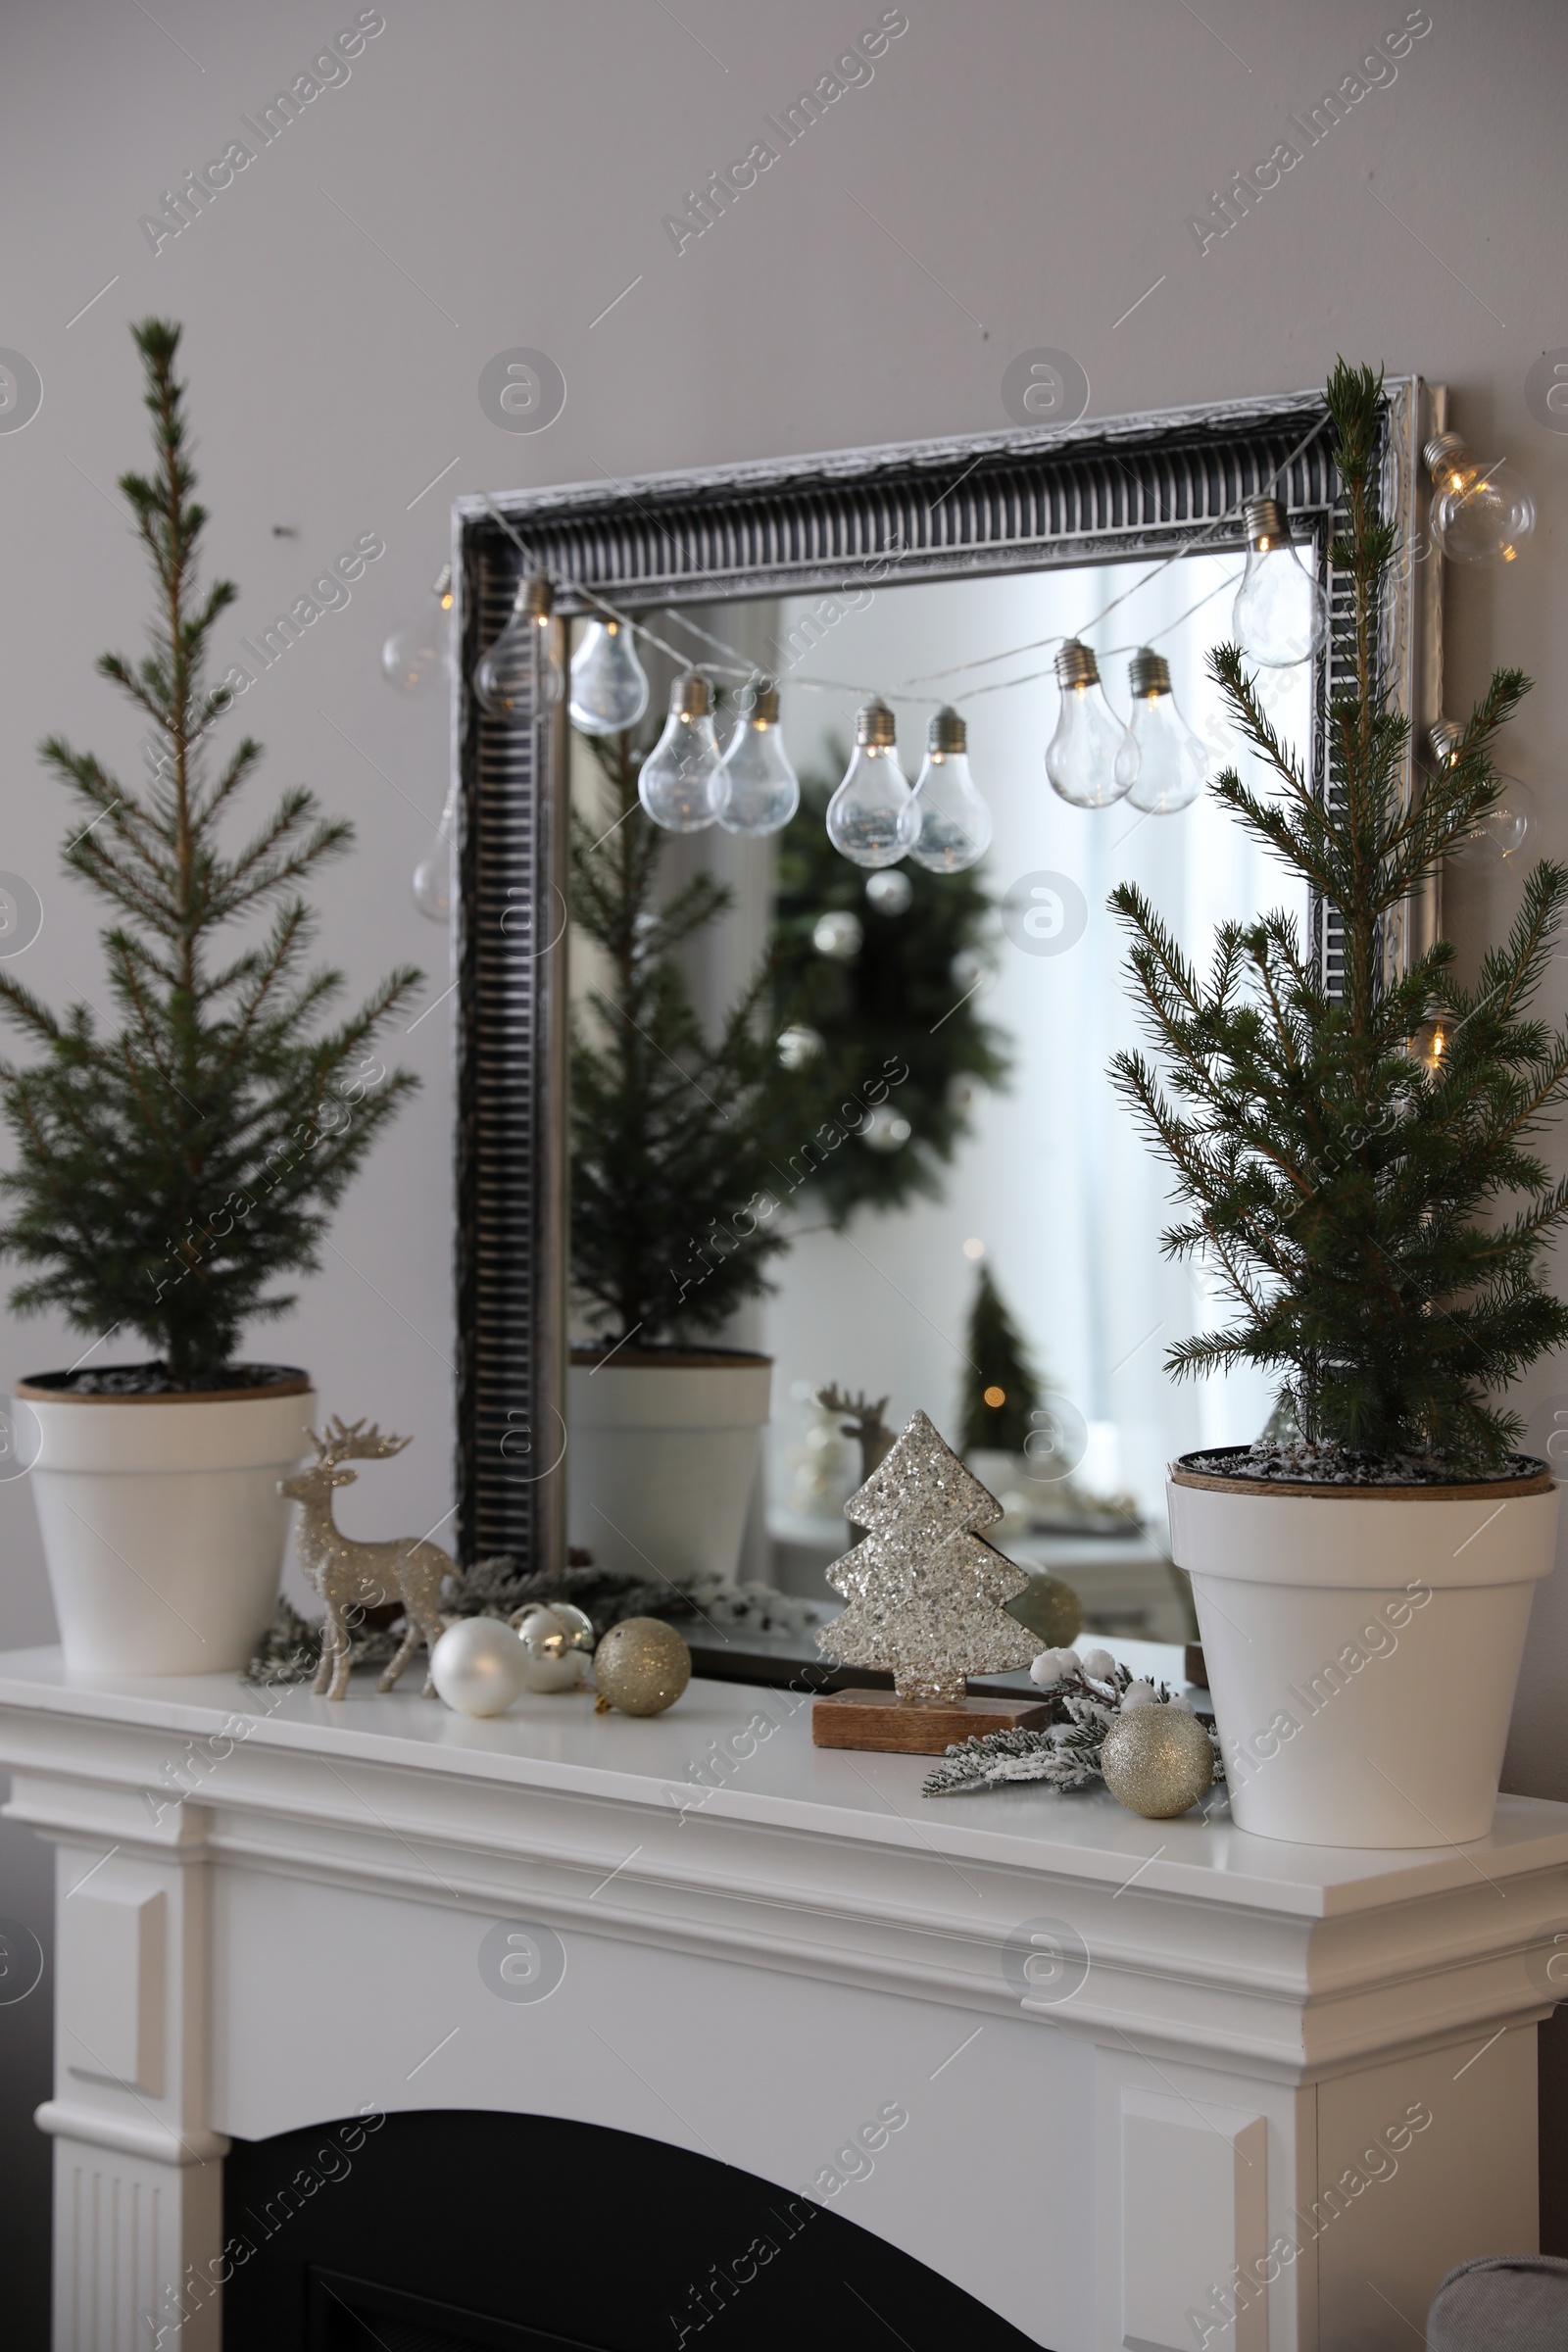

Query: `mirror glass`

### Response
(566, 555, 1310, 1641)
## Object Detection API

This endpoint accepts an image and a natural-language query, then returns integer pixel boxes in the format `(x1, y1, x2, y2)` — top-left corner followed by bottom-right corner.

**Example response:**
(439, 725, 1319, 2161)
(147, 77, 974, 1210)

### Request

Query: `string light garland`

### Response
(409, 418, 1343, 901)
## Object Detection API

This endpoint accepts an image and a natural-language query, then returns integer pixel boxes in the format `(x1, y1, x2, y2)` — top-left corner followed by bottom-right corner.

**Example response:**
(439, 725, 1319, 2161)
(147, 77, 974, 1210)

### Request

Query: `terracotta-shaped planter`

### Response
(1168, 1448, 1557, 1848)
(567, 1348, 771, 1586)
(18, 1370, 315, 1677)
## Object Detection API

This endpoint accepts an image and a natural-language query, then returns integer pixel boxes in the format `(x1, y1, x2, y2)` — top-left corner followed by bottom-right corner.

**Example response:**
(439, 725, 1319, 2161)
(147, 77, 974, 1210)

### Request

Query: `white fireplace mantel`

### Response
(3, 1643, 1566, 2351)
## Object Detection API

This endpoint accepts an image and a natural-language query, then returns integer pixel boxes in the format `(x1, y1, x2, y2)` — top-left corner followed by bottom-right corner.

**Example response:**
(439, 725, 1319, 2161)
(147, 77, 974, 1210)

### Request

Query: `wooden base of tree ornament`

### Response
(812, 1689, 1051, 1756)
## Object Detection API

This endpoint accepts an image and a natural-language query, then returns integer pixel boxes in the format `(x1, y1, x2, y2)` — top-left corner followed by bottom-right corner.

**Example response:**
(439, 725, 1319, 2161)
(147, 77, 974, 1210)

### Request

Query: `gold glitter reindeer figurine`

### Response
(280, 1417, 453, 1701)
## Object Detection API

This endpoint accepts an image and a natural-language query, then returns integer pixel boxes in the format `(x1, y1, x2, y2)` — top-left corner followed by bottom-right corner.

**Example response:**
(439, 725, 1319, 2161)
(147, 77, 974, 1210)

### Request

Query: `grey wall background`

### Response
(0, 0, 1565, 2319)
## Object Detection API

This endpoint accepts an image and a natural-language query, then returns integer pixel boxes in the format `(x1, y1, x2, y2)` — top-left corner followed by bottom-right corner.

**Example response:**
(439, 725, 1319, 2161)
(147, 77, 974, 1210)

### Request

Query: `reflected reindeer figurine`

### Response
(280, 1417, 453, 1701)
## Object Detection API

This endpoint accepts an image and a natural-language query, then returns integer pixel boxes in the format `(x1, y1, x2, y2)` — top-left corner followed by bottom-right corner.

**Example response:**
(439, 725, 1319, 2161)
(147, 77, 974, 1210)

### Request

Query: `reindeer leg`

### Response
(415, 1608, 447, 1696)
(325, 1603, 354, 1701)
(377, 1620, 421, 1694)
(311, 1612, 338, 1696)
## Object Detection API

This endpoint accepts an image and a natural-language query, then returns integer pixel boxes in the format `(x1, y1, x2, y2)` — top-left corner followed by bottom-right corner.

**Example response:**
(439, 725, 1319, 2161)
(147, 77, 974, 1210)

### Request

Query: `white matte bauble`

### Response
(511, 1601, 596, 1692)
(430, 1618, 528, 1717)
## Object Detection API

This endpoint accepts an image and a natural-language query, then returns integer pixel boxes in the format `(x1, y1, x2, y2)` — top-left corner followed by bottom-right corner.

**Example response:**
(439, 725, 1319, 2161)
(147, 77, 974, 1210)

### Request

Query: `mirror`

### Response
(452, 380, 1438, 1615)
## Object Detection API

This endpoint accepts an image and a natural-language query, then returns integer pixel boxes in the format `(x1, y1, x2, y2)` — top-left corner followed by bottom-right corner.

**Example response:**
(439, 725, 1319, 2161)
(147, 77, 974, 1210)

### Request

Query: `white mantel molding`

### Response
(3, 1645, 1566, 2352)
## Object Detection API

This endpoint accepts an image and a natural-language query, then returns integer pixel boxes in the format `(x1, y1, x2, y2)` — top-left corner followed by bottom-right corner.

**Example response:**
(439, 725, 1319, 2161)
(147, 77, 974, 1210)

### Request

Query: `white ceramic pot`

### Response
(19, 1376, 316, 1676)
(1168, 1453, 1558, 1848)
(567, 1350, 771, 1586)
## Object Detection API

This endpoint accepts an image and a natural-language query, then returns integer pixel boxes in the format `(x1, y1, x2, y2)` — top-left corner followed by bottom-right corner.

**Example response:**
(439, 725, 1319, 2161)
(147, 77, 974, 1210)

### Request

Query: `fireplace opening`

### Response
(221, 2109, 1046, 2349)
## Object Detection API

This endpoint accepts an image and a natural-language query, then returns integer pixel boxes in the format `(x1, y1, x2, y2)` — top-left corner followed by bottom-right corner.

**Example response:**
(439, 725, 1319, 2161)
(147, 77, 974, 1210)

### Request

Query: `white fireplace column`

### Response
(33, 1790, 226, 2352)
(2, 1647, 1566, 2352)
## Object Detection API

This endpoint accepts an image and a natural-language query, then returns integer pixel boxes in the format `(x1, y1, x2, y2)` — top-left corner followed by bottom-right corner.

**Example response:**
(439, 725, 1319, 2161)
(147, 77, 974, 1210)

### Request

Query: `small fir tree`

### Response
(569, 730, 830, 1346)
(773, 753, 1009, 1221)
(819, 1409, 1037, 1702)
(959, 1265, 1043, 1454)
(0, 321, 420, 1388)
(1111, 360, 1568, 1470)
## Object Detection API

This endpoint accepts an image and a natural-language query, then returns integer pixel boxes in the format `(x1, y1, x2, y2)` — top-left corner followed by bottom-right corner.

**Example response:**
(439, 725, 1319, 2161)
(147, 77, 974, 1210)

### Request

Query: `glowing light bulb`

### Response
(638, 673, 720, 832)
(568, 613, 650, 735)
(713, 681, 800, 835)
(905, 707, 993, 871)
(1124, 651, 1209, 814)
(473, 576, 564, 720)
(1045, 642, 1137, 808)
(1411, 1018, 1449, 1072)
(412, 777, 459, 922)
(1424, 433, 1535, 565)
(1431, 721, 1535, 866)
(381, 564, 455, 695)
(826, 698, 914, 868)
(1232, 497, 1329, 668)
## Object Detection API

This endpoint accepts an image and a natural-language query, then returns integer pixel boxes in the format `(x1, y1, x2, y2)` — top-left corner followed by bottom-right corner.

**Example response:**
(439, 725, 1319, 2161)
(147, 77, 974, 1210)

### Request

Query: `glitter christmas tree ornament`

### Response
(812, 1409, 1051, 1754)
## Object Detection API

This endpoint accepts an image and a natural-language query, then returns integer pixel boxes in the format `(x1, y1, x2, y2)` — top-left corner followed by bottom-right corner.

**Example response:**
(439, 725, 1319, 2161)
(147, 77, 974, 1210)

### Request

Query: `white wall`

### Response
(0, 0, 1565, 1797)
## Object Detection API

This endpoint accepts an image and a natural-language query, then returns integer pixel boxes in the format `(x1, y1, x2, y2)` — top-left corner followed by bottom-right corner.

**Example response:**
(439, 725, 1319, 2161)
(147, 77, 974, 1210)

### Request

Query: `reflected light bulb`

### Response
(412, 778, 459, 922)
(381, 564, 454, 695)
(473, 576, 564, 719)
(1124, 651, 1208, 814)
(826, 698, 914, 867)
(1425, 433, 1535, 565)
(1232, 497, 1329, 668)
(713, 681, 800, 835)
(1045, 642, 1137, 808)
(568, 613, 651, 735)
(638, 673, 720, 832)
(906, 708, 993, 871)
(1429, 719, 1536, 866)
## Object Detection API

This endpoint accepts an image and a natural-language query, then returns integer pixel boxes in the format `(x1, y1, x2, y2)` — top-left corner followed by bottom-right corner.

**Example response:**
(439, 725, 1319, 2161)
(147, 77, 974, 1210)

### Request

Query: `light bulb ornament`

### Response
(473, 575, 564, 720)
(1123, 650, 1208, 814)
(381, 564, 455, 696)
(568, 610, 651, 735)
(826, 697, 915, 868)
(639, 672, 721, 832)
(713, 679, 800, 835)
(412, 776, 460, 923)
(1231, 496, 1328, 669)
(1424, 432, 1535, 566)
(1430, 719, 1534, 867)
(906, 707, 993, 871)
(1045, 641, 1137, 808)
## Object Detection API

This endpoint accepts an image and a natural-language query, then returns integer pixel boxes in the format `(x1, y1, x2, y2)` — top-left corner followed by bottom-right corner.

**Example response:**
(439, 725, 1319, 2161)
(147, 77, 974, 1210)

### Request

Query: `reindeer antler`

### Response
(310, 1415, 414, 1468)
(816, 1385, 890, 1429)
(815, 1386, 895, 1484)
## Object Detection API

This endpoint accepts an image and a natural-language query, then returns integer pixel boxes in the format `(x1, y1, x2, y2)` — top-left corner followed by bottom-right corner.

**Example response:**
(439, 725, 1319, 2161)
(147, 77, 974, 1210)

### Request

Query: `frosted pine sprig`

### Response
(921, 1648, 1224, 1798)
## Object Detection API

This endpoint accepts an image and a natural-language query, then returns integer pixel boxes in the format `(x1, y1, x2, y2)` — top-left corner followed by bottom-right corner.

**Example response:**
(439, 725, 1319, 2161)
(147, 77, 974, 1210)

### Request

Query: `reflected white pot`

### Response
(568, 1351, 771, 1586)
(1168, 1453, 1558, 1849)
(19, 1378, 316, 1677)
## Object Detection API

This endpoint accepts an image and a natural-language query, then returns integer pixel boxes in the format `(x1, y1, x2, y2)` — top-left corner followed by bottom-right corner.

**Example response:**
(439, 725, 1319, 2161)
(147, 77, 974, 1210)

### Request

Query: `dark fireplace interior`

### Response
(221, 2108, 1046, 2350)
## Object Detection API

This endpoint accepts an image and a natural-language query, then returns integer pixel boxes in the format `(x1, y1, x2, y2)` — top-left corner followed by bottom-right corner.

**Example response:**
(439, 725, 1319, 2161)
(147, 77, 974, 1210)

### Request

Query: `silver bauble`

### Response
(430, 1619, 527, 1718)
(1101, 1703, 1214, 1819)
(592, 1616, 692, 1716)
(511, 1600, 596, 1692)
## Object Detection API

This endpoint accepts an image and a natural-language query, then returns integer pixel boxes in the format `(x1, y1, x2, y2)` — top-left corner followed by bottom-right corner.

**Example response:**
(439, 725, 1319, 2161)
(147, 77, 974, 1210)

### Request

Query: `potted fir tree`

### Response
(1113, 362, 1567, 1848)
(568, 732, 833, 1584)
(0, 321, 418, 1676)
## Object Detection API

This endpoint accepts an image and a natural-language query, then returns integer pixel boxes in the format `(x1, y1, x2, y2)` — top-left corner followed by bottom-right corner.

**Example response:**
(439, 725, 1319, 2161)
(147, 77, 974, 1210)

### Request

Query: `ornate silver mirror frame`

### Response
(449, 377, 1444, 1570)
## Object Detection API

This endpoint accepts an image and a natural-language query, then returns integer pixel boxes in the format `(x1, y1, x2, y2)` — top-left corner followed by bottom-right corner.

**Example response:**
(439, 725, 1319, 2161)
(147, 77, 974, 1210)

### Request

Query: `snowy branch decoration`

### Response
(922, 1646, 1225, 1799)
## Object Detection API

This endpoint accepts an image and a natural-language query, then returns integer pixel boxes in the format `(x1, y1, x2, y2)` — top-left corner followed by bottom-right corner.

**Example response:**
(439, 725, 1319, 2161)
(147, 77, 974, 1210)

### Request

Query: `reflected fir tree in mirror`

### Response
(773, 749, 1008, 1223)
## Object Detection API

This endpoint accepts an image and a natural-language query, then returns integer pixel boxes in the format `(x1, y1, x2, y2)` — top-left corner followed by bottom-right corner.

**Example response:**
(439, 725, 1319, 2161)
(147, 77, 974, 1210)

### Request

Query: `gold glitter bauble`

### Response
(1007, 1572, 1083, 1649)
(1101, 1706, 1214, 1819)
(592, 1617, 692, 1717)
